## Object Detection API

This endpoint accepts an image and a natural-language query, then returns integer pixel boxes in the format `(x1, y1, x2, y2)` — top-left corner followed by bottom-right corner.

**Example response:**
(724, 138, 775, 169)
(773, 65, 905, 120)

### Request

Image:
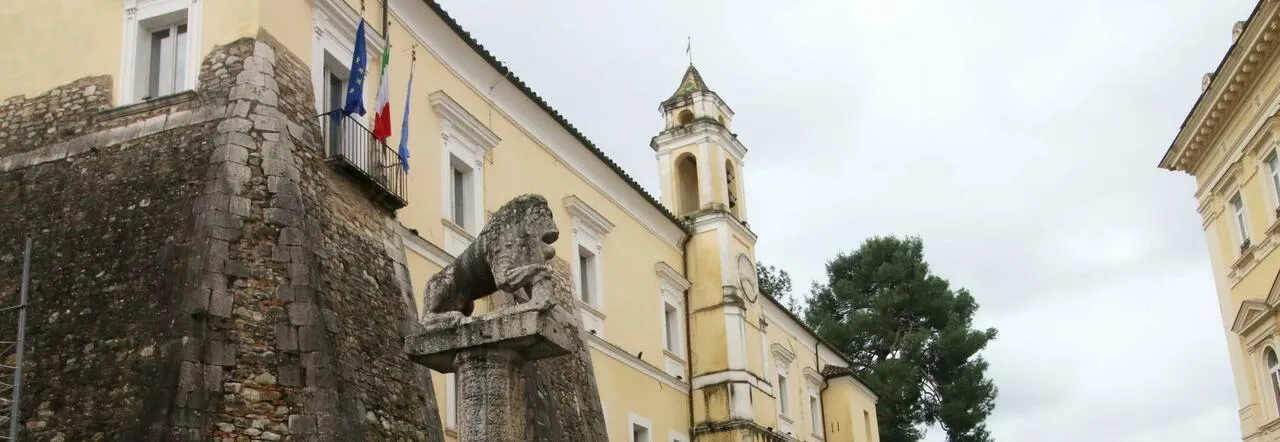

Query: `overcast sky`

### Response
(436, 0, 1254, 440)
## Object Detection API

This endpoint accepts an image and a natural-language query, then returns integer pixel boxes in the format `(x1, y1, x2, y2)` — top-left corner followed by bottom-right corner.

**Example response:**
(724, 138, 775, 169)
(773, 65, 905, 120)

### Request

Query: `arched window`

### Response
(676, 154, 700, 215)
(725, 159, 738, 217)
(1268, 348, 1280, 413)
(678, 109, 694, 126)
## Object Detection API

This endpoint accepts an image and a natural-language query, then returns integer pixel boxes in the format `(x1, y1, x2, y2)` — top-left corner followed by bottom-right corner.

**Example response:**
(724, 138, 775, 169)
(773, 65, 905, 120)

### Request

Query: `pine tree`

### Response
(803, 235, 998, 442)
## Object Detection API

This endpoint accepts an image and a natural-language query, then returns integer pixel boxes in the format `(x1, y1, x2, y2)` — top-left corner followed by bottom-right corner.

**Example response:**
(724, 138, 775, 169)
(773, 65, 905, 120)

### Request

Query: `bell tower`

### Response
(654, 65, 768, 441)
(651, 64, 748, 220)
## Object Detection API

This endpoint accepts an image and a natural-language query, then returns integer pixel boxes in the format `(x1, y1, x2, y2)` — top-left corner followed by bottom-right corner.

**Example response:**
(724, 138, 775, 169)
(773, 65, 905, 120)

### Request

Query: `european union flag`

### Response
(343, 20, 368, 116)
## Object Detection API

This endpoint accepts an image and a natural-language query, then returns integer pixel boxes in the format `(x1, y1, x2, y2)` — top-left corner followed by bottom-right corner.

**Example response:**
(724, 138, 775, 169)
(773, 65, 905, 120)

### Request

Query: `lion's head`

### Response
(487, 194, 559, 260)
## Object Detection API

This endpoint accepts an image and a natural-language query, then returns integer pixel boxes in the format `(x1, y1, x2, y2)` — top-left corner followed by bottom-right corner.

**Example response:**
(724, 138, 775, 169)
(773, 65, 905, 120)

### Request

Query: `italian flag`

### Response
(372, 42, 392, 142)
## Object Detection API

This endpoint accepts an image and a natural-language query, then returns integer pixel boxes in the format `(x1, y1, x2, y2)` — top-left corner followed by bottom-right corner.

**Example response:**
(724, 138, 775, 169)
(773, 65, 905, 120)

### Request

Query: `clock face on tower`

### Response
(737, 254, 758, 303)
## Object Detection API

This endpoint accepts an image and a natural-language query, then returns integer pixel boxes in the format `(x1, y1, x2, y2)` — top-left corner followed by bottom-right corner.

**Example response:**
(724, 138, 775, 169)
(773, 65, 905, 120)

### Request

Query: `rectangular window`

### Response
(778, 373, 790, 414)
(452, 165, 468, 227)
(578, 246, 596, 304)
(1233, 193, 1250, 246)
(810, 395, 821, 435)
(324, 69, 346, 155)
(145, 22, 188, 99)
(631, 423, 651, 442)
(664, 302, 680, 352)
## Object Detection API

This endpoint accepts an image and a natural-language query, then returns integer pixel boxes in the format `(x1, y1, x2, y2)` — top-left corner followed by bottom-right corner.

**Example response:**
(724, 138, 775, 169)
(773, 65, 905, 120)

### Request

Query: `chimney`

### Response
(1234, 20, 1248, 43)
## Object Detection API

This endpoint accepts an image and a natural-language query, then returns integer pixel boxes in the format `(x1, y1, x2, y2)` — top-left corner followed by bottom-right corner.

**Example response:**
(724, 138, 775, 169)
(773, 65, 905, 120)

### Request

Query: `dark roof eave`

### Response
(421, 0, 689, 234)
(1162, 0, 1267, 171)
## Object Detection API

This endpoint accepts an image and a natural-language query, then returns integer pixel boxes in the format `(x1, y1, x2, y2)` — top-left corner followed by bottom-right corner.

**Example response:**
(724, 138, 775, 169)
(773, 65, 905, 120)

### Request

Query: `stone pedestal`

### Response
(405, 306, 574, 442)
(455, 347, 527, 441)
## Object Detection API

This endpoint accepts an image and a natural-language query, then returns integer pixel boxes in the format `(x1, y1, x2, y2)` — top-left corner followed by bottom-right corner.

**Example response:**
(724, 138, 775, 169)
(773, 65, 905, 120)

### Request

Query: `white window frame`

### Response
(804, 369, 825, 440)
(312, 0, 385, 116)
(566, 196, 614, 336)
(431, 91, 500, 256)
(773, 343, 797, 433)
(669, 430, 690, 442)
(448, 155, 476, 229)
(1233, 192, 1251, 247)
(1265, 346, 1280, 418)
(657, 262, 690, 379)
(628, 413, 653, 442)
(120, 0, 202, 105)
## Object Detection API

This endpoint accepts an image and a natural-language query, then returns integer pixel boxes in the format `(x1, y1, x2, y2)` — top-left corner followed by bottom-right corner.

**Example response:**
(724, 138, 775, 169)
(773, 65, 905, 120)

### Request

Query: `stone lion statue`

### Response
(420, 194, 560, 326)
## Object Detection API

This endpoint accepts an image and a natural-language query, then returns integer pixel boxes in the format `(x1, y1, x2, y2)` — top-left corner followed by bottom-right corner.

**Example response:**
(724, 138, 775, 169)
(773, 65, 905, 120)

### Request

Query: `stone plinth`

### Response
(405, 306, 575, 373)
(406, 306, 574, 442)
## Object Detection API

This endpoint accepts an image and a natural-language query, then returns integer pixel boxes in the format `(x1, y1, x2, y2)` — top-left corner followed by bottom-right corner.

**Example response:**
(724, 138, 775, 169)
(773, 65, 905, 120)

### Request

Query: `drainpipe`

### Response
(680, 229, 695, 438)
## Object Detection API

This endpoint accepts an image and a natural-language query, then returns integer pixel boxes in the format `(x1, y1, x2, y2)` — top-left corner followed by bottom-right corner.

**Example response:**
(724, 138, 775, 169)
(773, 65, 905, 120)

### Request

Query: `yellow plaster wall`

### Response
(0, 0, 265, 103)
(822, 378, 880, 442)
(0, 0, 123, 100)
(592, 347, 691, 442)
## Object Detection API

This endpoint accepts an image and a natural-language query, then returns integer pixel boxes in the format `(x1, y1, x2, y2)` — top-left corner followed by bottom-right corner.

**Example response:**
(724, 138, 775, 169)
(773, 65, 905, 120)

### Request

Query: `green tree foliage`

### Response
(756, 261, 803, 315)
(804, 236, 997, 442)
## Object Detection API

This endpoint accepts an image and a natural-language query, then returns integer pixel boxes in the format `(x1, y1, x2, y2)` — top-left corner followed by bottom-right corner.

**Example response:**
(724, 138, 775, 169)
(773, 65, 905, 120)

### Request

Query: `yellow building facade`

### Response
(1162, 1, 1280, 441)
(0, 0, 879, 441)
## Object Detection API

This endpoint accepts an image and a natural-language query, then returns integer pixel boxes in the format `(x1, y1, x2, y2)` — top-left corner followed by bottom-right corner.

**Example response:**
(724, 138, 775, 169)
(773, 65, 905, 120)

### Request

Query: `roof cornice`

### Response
(1163, 0, 1280, 174)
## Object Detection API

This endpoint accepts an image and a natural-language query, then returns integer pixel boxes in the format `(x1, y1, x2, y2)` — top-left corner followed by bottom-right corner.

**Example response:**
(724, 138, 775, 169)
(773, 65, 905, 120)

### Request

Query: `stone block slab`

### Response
(404, 306, 574, 373)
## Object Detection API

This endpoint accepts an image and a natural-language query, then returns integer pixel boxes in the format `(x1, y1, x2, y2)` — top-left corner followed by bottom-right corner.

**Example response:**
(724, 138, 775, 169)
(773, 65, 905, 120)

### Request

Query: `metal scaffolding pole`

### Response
(0, 238, 31, 441)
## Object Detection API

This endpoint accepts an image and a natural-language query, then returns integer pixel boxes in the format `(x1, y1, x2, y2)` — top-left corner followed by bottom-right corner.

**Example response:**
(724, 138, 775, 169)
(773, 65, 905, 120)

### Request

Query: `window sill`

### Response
(444, 427, 457, 438)
(663, 349, 686, 364)
(442, 218, 476, 240)
(778, 414, 794, 424)
(1233, 243, 1258, 270)
(577, 299, 606, 319)
(98, 90, 197, 121)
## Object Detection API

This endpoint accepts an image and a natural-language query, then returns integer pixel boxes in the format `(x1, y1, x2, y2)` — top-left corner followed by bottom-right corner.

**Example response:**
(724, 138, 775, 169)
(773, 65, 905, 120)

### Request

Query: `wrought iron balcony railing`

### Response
(319, 110, 408, 211)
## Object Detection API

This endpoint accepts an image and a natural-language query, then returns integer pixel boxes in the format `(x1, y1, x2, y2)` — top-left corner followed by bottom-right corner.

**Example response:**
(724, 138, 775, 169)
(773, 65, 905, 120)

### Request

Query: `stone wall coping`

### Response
(0, 103, 226, 173)
(97, 90, 197, 121)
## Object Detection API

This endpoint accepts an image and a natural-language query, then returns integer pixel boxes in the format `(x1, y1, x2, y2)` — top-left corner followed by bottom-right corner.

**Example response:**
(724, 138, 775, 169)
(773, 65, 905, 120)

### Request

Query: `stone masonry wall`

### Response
(0, 30, 442, 441)
(0, 76, 113, 157)
(519, 257, 609, 441)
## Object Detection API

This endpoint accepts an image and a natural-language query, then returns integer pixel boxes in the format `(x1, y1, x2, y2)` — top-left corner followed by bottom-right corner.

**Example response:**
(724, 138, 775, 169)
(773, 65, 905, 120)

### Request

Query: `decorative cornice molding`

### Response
(1163, 1, 1280, 173)
(314, 0, 386, 50)
(563, 195, 615, 236)
(802, 367, 824, 387)
(771, 342, 796, 365)
(692, 211, 757, 244)
(1235, 299, 1274, 335)
(651, 120, 748, 162)
(655, 261, 690, 292)
(429, 90, 501, 153)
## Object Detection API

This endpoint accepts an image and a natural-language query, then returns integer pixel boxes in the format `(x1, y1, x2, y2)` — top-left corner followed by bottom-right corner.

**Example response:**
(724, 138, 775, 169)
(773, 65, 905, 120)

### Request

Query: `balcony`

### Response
(319, 111, 408, 211)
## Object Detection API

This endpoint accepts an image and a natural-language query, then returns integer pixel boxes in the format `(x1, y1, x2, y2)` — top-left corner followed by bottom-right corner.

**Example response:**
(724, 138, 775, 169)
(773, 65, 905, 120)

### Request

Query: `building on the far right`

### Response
(1160, 1, 1280, 440)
